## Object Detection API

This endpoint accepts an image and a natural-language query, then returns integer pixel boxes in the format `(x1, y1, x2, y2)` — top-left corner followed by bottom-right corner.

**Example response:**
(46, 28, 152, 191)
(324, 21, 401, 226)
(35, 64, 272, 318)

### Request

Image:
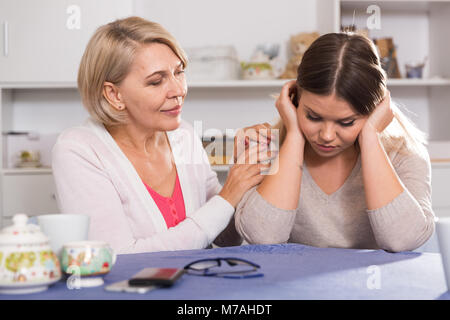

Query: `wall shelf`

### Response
(3, 78, 450, 90)
(0, 82, 78, 89)
(188, 78, 450, 88)
(387, 78, 450, 86)
(2, 166, 229, 175)
(2, 168, 53, 175)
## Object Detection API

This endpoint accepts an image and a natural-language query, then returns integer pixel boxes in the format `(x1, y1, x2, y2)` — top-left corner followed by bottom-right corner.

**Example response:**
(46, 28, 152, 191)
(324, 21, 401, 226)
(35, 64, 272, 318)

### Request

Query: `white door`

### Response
(0, 0, 132, 83)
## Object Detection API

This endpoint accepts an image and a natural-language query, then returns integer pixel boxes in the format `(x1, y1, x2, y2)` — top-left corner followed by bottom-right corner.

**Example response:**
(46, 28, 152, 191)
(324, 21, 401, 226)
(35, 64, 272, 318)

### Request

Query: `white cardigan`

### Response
(52, 118, 235, 254)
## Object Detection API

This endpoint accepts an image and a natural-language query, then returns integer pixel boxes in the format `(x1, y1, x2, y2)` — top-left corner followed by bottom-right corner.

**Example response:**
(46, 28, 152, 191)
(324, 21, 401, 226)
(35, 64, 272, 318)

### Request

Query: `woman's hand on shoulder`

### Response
(220, 144, 271, 208)
(233, 122, 276, 164)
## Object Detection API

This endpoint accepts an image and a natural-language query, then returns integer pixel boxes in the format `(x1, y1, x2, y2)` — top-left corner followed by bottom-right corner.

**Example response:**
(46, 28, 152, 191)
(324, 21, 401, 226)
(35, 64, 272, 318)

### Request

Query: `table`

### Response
(1, 243, 449, 300)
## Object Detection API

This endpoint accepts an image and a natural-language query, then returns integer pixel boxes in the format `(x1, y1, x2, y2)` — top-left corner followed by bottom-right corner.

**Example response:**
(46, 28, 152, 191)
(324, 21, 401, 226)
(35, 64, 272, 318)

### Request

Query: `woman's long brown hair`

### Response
(274, 32, 426, 155)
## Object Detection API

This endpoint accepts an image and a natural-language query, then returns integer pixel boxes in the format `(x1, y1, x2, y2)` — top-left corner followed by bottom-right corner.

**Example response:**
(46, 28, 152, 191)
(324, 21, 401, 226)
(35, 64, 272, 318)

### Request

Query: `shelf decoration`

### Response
(279, 32, 319, 79)
(241, 43, 283, 80)
(405, 57, 427, 79)
(374, 37, 402, 79)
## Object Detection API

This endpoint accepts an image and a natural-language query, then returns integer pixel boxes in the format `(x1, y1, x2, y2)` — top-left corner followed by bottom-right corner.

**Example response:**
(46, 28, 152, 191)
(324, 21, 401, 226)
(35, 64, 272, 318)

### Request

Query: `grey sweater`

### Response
(235, 141, 435, 252)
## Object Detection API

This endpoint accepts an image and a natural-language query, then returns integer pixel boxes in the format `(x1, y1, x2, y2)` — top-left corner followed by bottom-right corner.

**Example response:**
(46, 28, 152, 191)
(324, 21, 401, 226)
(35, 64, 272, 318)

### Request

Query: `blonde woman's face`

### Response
(118, 42, 187, 131)
(297, 91, 367, 158)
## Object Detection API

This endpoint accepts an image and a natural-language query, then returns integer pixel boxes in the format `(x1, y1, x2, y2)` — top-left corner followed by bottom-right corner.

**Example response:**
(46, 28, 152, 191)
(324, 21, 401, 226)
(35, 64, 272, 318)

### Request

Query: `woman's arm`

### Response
(359, 92, 435, 252)
(359, 91, 404, 210)
(365, 147, 435, 252)
(257, 132, 305, 210)
(200, 144, 244, 247)
(359, 128, 404, 210)
(257, 81, 306, 210)
(234, 81, 305, 244)
(52, 140, 234, 254)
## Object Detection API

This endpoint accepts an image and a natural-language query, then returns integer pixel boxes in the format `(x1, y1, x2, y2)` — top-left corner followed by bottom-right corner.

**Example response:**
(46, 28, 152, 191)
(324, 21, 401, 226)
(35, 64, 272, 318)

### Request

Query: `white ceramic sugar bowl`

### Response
(0, 213, 61, 294)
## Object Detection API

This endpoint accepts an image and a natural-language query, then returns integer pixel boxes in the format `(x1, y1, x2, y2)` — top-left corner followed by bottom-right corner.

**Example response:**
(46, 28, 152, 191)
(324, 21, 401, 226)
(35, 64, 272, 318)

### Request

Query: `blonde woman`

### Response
(52, 17, 266, 254)
(235, 33, 435, 252)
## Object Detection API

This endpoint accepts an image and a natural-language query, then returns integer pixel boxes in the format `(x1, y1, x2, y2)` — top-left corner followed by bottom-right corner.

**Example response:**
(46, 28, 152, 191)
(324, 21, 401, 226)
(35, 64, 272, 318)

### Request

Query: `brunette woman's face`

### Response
(118, 42, 187, 132)
(297, 90, 367, 158)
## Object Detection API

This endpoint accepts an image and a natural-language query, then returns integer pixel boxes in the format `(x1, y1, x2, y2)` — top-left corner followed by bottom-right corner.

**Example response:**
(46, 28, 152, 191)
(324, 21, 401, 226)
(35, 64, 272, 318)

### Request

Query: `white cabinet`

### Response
(0, 0, 132, 83)
(2, 171, 58, 219)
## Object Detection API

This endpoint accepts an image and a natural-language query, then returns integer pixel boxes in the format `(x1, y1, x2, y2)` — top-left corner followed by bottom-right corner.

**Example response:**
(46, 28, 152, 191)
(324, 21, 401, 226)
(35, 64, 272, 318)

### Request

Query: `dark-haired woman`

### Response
(235, 33, 435, 252)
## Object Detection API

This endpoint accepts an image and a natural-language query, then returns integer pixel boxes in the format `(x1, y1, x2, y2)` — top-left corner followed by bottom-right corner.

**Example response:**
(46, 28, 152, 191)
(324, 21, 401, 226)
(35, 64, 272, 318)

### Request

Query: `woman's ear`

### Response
(103, 82, 125, 111)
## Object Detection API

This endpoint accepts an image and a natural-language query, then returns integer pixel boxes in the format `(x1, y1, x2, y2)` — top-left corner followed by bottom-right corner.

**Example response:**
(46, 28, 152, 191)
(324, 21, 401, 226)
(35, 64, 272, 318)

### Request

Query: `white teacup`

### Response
(436, 217, 450, 290)
(37, 214, 90, 258)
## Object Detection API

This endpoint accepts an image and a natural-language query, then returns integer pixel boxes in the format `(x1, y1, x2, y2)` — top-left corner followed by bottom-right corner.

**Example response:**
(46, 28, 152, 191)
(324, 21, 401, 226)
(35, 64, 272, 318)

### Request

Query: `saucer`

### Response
(79, 277, 104, 287)
(65, 274, 105, 289)
(0, 277, 60, 295)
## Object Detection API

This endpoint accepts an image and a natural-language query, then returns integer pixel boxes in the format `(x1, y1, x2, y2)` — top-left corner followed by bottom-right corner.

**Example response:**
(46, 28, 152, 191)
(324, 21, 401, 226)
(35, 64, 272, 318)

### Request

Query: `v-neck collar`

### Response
(87, 118, 192, 232)
(143, 172, 179, 200)
(303, 153, 361, 199)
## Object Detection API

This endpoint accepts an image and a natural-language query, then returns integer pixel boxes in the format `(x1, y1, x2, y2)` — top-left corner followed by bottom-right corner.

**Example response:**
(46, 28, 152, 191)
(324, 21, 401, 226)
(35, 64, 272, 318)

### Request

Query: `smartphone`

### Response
(128, 268, 185, 287)
(104, 280, 157, 294)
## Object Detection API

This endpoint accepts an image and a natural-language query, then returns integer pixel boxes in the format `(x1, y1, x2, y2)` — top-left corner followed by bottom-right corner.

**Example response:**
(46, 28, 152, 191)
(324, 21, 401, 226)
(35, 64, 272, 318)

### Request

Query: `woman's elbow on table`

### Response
(234, 189, 295, 245)
(376, 215, 435, 253)
(235, 219, 290, 245)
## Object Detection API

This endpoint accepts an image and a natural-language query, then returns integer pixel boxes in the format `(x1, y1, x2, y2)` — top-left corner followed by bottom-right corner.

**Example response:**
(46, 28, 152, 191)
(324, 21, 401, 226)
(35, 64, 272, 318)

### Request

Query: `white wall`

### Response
(134, 0, 318, 61)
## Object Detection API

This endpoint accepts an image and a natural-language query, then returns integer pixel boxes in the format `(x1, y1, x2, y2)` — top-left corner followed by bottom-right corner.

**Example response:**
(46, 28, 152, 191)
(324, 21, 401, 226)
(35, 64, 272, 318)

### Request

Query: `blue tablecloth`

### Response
(1, 243, 449, 300)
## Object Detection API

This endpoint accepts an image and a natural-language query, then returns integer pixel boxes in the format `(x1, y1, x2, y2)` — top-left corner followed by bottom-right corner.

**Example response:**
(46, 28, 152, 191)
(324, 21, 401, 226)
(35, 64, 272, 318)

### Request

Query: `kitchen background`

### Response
(1, 0, 449, 252)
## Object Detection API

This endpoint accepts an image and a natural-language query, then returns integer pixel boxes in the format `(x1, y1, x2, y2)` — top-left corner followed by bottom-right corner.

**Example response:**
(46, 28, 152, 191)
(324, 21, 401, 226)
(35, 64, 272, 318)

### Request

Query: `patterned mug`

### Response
(61, 241, 116, 277)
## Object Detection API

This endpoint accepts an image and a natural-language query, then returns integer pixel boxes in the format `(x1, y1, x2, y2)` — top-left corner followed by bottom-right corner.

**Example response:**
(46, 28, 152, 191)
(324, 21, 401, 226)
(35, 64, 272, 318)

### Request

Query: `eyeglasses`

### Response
(184, 257, 263, 279)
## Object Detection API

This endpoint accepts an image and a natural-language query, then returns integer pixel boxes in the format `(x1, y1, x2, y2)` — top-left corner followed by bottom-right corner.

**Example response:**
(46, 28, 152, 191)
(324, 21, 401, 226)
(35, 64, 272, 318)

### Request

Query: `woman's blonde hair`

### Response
(274, 33, 427, 156)
(77, 16, 188, 126)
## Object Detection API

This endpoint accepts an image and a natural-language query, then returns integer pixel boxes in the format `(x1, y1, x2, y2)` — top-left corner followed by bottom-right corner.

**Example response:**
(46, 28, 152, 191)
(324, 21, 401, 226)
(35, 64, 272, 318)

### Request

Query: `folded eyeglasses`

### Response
(184, 257, 263, 279)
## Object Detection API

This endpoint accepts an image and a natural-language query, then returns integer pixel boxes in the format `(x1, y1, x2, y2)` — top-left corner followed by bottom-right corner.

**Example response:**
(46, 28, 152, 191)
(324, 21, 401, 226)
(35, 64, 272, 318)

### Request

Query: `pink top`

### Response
(143, 173, 186, 229)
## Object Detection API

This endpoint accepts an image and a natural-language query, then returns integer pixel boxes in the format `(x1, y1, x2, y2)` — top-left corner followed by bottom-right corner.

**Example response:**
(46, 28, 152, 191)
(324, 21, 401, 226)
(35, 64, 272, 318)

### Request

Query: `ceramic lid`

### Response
(0, 213, 49, 246)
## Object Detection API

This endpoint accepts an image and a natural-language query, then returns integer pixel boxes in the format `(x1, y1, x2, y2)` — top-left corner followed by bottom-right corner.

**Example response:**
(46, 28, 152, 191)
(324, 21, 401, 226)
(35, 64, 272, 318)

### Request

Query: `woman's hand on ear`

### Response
(361, 90, 394, 137)
(275, 80, 303, 137)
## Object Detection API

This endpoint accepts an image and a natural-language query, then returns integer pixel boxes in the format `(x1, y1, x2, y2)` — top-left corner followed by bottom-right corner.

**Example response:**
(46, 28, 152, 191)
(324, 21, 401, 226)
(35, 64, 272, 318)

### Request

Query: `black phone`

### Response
(128, 268, 185, 287)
